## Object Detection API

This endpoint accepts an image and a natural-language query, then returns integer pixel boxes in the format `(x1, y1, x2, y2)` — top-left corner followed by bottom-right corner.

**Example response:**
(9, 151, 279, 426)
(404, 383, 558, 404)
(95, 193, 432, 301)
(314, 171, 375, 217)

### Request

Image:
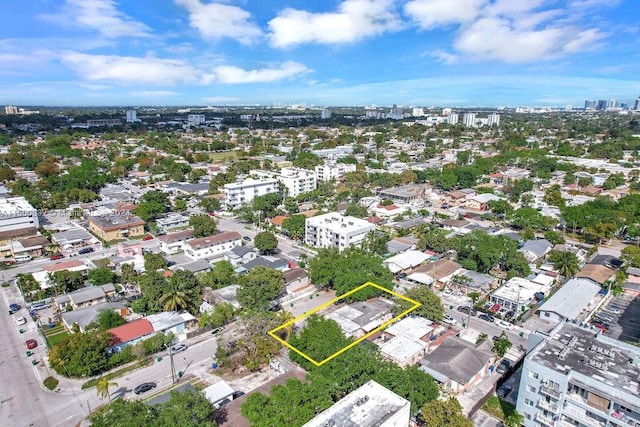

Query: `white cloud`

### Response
(61, 53, 199, 85)
(41, 0, 151, 38)
(61, 52, 310, 85)
(404, 0, 487, 29)
(174, 0, 262, 45)
(268, 0, 401, 48)
(206, 61, 310, 84)
(130, 90, 180, 97)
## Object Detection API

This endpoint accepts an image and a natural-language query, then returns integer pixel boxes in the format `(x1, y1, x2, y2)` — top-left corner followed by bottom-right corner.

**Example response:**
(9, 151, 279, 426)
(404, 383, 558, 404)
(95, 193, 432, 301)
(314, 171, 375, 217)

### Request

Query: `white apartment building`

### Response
(321, 108, 332, 119)
(184, 231, 242, 260)
(0, 197, 39, 242)
(305, 212, 375, 251)
(251, 167, 317, 198)
(448, 113, 459, 125)
(126, 110, 137, 123)
(489, 277, 548, 314)
(315, 162, 357, 182)
(487, 112, 500, 127)
(223, 177, 279, 210)
(158, 229, 194, 255)
(187, 114, 205, 126)
(516, 321, 640, 427)
(156, 213, 189, 232)
(303, 380, 410, 427)
(463, 112, 477, 127)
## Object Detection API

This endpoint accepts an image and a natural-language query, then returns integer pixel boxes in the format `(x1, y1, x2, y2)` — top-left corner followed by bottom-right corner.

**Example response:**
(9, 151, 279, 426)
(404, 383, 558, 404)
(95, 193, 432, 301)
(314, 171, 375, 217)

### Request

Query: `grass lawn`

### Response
(482, 396, 517, 420)
(208, 151, 237, 162)
(93, 258, 111, 268)
(47, 331, 71, 346)
(82, 358, 152, 389)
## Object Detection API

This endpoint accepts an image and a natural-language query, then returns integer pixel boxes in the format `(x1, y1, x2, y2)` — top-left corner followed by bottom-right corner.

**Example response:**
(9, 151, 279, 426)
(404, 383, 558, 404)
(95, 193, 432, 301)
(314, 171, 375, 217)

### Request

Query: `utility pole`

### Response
(168, 345, 176, 384)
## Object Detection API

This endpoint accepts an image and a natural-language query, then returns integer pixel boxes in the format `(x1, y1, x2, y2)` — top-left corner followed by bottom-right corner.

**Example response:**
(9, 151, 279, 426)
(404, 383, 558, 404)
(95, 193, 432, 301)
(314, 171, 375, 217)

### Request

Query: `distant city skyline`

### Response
(1, 0, 639, 106)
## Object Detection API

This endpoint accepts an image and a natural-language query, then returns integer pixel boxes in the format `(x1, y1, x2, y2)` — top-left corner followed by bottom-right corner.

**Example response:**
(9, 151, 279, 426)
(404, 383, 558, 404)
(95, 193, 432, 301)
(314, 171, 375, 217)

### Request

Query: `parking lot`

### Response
(601, 293, 640, 343)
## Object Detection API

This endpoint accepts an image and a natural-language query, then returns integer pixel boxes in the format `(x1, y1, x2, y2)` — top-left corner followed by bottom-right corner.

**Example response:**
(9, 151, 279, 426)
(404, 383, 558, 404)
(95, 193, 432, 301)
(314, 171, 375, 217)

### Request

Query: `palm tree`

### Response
(160, 284, 191, 312)
(96, 377, 118, 403)
(492, 332, 513, 357)
(548, 250, 580, 278)
(276, 310, 296, 339)
(467, 291, 481, 330)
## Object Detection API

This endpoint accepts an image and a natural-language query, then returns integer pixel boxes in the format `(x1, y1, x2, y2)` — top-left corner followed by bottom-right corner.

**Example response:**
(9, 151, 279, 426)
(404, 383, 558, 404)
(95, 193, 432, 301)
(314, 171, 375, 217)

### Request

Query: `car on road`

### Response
(142, 235, 154, 241)
(15, 316, 27, 326)
(134, 382, 157, 395)
(242, 236, 251, 242)
(232, 391, 245, 399)
(26, 339, 37, 349)
(456, 306, 477, 316)
(479, 313, 495, 322)
(29, 303, 51, 311)
(169, 344, 188, 354)
(49, 254, 63, 260)
(496, 359, 511, 374)
(602, 307, 621, 315)
(495, 319, 514, 330)
(9, 303, 20, 312)
(78, 247, 94, 255)
(442, 314, 457, 325)
(211, 327, 224, 335)
(497, 384, 513, 398)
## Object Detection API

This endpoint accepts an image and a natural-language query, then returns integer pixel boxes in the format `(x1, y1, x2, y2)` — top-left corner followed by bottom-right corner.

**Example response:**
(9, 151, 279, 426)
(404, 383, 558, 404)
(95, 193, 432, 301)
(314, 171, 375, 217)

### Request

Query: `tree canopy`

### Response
(393, 286, 444, 321)
(237, 266, 284, 310)
(189, 215, 217, 238)
(254, 231, 278, 254)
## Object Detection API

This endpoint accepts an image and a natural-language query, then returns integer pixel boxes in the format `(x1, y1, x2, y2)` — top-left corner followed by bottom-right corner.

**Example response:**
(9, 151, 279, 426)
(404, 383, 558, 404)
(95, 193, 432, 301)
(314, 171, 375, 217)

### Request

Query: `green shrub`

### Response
(43, 376, 59, 390)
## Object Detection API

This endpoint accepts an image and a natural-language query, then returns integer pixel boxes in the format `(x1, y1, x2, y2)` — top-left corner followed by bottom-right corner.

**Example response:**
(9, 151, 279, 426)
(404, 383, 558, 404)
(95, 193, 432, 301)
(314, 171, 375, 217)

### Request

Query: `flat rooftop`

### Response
(530, 322, 640, 410)
(302, 380, 410, 427)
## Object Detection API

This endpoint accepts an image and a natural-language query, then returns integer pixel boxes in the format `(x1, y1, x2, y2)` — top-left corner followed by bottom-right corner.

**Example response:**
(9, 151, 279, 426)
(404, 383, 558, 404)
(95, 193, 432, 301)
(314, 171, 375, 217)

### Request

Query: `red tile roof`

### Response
(109, 319, 154, 344)
(44, 259, 85, 272)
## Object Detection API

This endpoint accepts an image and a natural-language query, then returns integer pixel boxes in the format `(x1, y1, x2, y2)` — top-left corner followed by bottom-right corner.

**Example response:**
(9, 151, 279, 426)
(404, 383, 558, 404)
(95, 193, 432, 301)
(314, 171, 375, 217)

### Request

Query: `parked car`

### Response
(134, 382, 156, 395)
(29, 303, 51, 311)
(497, 384, 513, 398)
(496, 359, 511, 374)
(504, 310, 515, 319)
(442, 314, 457, 325)
(15, 316, 26, 326)
(169, 344, 188, 355)
(242, 236, 251, 242)
(232, 390, 245, 399)
(592, 322, 607, 332)
(142, 235, 154, 241)
(594, 313, 614, 323)
(9, 303, 20, 312)
(78, 247, 94, 255)
(456, 306, 477, 316)
(591, 319, 610, 330)
(49, 254, 63, 260)
(479, 313, 495, 322)
(397, 273, 407, 279)
(602, 307, 621, 315)
(26, 339, 37, 349)
(211, 327, 224, 335)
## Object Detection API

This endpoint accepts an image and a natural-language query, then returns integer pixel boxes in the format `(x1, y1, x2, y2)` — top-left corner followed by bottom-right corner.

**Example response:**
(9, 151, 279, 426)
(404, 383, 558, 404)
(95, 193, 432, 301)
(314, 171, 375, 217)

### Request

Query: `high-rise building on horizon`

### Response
(320, 108, 332, 119)
(4, 105, 18, 115)
(596, 100, 608, 110)
(125, 110, 137, 123)
(487, 112, 500, 127)
(584, 100, 596, 110)
(634, 95, 640, 111)
(463, 112, 476, 127)
(608, 99, 617, 109)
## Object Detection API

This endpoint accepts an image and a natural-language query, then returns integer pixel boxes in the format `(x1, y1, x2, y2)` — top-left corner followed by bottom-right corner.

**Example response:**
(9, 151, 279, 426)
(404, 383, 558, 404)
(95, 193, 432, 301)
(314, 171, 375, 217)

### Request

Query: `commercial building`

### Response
(222, 178, 279, 210)
(184, 231, 241, 260)
(251, 167, 317, 198)
(515, 321, 640, 427)
(86, 119, 121, 127)
(305, 212, 375, 251)
(0, 197, 39, 240)
(302, 380, 411, 427)
(88, 214, 145, 241)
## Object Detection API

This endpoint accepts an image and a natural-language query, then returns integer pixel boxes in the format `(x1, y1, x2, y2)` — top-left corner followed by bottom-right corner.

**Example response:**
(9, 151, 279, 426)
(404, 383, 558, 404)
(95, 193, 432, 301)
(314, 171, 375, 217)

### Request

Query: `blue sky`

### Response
(1, 0, 639, 107)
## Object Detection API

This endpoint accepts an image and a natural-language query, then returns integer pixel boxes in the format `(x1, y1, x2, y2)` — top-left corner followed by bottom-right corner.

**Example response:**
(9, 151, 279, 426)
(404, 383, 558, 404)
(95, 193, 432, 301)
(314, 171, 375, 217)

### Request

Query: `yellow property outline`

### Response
(267, 281, 421, 366)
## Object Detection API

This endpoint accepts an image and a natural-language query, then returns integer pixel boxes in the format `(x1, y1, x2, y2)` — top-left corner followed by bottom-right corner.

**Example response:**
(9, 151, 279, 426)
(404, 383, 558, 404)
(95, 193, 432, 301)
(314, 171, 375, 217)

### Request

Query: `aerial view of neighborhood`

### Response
(2, 1, 640, 427)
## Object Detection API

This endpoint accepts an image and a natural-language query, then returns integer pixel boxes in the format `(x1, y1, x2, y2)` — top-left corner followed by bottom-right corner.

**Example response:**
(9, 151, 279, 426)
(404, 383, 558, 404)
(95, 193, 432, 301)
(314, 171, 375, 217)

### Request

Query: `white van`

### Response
(14, 255, 32, 263)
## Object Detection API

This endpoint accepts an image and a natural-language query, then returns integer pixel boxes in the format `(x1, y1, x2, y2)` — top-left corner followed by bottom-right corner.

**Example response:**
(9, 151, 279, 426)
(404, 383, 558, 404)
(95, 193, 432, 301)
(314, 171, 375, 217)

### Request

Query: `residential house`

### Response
(576, 264, 616, 287)
(117, 241, 143, 257)
(420, 336, 494, 394)
(489, 277, 548, 314)
(61, 301, 129, 332)
(11, 235, 51, 258)
(269, 215, 289, 231)
(623, 266, 640, 296)
(109, 318, 155, 352)
(224, 246, 257, 267)
(184, 232, 242, 260)
(54, 283, 117, 311)
(238, 255, 288, 274)
(466, 193, 505, 211)
(156, 213, 190, 232)
(0, 197, 39, 254)
(406, 259, 463, 288)
(158, 229, 194, 255)
(377, 316, 433, 367)
(448, 269, 498, 295)
(369, 203, 407, 220)
(326, 298, 394, 339)
(51, 227, 100, 254)
(145, 311, 197, 341)
(383, 250, 431, 274)
(378, 184, 429, 204)
(386, 236, 417, 255)
(519, 239, 553, 263)
(283, 268, 311, 296)
(178, 259, 212, 274)
(392, 217, 427, 231)
(88, 214, 145, 241)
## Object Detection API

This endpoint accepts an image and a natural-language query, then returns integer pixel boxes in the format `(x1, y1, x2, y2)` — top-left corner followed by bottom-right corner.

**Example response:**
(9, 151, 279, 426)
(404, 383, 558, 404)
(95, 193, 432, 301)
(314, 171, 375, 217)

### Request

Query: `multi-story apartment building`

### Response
(315, 162, 357, 182)
(87, 214, 145, 241)
(516, 321, 640, 427)
(222, 177, 279, 210)
(305, 212, 375, 251)
(251, 167, 317, 198)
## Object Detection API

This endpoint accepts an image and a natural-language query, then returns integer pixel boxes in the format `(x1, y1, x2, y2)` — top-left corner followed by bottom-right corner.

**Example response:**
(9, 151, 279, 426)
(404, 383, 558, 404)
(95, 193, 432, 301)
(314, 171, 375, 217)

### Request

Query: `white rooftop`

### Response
(384, 316, 433, 341)
(384, 250, 431, 273)
(492, 277, 545, 303)
(379, 335, 426, 364)
(203, 380, 235, 404)
(302, 380, 410, 427)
